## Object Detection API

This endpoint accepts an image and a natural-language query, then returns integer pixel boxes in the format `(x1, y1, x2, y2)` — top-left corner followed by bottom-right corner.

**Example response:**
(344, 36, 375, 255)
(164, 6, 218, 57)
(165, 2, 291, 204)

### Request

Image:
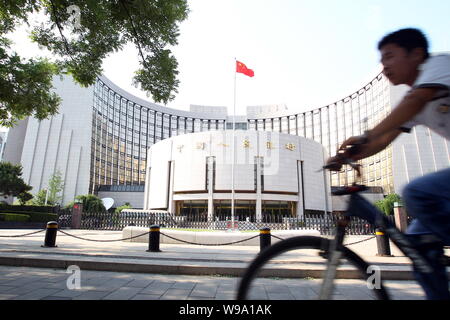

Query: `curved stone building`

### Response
(144, 131, 330, 220)
(91, 73, 394, 196)
(247, 73, 394, 193)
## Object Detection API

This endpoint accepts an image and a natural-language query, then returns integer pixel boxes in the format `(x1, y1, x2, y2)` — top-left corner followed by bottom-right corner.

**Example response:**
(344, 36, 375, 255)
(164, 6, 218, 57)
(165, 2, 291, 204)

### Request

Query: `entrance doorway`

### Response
(213, 200, 256, 222)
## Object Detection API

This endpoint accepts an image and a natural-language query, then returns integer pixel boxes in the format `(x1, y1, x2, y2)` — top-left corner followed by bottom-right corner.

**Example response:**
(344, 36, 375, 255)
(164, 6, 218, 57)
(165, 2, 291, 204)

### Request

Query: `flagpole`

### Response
(231, 57, 236, 230)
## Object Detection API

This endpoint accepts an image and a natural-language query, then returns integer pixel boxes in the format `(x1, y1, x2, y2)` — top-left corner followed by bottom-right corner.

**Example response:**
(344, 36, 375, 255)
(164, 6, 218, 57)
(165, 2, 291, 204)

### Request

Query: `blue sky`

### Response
(2, 0, 450, 133)
(104, 0, 450, 114)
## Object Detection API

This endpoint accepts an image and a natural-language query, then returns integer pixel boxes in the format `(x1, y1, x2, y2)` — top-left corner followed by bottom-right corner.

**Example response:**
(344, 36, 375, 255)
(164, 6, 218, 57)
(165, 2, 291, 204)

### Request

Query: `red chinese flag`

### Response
(236, 60, 254, 77)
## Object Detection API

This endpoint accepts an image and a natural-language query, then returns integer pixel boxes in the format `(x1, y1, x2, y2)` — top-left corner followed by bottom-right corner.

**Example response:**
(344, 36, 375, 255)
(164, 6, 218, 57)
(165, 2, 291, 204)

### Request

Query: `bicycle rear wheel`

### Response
(236, 236, 390, 300)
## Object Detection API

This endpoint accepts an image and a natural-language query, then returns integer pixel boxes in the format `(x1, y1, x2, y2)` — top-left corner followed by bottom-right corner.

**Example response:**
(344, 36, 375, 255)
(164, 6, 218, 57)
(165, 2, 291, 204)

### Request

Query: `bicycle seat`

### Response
(332, 184, 368, 196)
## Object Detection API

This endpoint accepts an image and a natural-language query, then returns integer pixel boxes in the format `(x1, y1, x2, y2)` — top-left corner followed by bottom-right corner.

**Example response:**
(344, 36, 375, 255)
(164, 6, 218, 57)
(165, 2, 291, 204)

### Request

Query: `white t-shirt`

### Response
(401, 54, 450, 140)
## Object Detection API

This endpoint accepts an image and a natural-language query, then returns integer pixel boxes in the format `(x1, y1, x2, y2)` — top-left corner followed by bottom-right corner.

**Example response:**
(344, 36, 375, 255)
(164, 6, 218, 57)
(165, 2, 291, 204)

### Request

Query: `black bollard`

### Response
(147, 225, 161, 252)
(375, 228, 392, 256)
(42, 221, 58, 248)
(259, 228, 271, 252)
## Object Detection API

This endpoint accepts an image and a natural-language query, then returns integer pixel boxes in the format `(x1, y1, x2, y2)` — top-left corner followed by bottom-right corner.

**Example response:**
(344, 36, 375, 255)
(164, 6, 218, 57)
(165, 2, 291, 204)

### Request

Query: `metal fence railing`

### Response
(56, 210, 390, 235)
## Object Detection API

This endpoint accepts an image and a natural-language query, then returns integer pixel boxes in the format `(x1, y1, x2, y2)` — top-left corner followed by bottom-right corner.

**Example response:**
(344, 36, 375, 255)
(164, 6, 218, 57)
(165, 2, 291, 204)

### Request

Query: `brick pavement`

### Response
(0, 229, 445, 302)
(0, 265, 425, 300)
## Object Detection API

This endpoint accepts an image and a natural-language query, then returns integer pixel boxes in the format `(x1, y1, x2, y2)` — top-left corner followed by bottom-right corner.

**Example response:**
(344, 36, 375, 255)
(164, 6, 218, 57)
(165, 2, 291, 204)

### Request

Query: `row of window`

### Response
(90, 73, 393, 194)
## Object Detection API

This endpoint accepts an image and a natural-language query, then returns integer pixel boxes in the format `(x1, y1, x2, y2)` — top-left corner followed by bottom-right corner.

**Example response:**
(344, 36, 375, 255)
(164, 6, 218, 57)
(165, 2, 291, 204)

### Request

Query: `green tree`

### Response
(375, 194, 402, 216)
(28, 188, 50, 206)
(112, 202, 132, 227)
(47, 169, 64, 205)
(16, 190, 33, 204)
(26, 170, 64, 205)
(374, 199, 386, 214)
(0, 161, 33, 203)
(66, 194, 106, 213)
(114, 202, 132, 214)
(384, 193, 402, 215)
(0, 0, 189, 127)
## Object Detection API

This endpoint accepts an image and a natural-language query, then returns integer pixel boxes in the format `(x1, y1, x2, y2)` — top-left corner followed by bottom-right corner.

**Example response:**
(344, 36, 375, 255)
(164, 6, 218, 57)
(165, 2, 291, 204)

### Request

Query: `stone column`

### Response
(207, 157, 214, 222)
(393, 202, 408, 233)
(256, 156, 262, 222)
(168, 161, 175, 214)
(296, 160, 305, 219)
(71, 202, 83, 229)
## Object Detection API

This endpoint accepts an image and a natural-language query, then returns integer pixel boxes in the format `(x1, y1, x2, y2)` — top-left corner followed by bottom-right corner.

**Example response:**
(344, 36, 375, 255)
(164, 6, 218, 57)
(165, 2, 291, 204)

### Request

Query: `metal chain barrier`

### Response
(344, 235, 376, 247)
(270, 234, 376, 247)
(57, 229, 151, 242)
(0, 228, 272, 246)
(0, 229, 46, 238)
(159, 231, 260, 246)
(271, 234, 284, 241)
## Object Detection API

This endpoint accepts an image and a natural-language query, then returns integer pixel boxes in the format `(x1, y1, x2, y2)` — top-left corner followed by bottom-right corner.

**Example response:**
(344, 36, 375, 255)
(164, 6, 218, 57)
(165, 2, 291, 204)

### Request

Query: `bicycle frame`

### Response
(319, 215, 350, 299)
(318, 188, 435, 300)
(345, 191, 434, 274)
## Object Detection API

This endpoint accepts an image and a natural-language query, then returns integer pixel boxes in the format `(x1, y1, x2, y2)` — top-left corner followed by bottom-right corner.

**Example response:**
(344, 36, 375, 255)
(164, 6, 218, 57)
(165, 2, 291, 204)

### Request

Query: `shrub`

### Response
(27, 213, 58, 223)
(0, 211, 57, 222)
(0, 213, 30, 222)
(0, 204, 56, 213)
(0, 162, 32, 204)
(66, 194, 106, 214)
(375, 193, 402, 216)
(115, 203, 132, 214)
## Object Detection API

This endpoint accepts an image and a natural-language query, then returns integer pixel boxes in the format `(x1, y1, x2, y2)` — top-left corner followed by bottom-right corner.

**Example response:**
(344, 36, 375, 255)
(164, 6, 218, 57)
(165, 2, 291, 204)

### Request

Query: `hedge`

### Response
(0, 213, 30, 222)
(0, 212, 57, 223)
(28, 213, 58, 223)
(0, 204, 57, 213)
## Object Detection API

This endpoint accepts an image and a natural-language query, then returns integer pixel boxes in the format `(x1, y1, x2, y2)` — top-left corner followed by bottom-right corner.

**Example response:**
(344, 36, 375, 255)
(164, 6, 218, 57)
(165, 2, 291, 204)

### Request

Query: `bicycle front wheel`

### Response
(236, 236, 390, 300)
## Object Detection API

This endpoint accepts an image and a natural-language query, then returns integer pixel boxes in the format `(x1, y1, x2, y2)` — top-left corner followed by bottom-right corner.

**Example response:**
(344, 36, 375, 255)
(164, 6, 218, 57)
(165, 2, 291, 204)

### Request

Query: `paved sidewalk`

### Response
(0, 229, 436, 279)
(0, 228, 446, 300)
(0, 265, 425, 300)
(0, 228, 448, 300)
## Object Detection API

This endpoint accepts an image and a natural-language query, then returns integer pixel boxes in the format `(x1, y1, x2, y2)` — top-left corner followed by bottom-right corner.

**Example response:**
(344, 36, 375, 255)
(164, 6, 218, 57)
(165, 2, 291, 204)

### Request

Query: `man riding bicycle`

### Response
(327, 28, 450, 300)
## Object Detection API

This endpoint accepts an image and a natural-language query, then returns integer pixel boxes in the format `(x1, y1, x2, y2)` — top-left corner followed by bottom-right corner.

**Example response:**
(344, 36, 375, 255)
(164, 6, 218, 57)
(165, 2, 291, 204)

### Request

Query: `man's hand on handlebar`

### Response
(324, 152, 346, 171)
(338, 133, 369, 154)
(324, 133, 370, 176)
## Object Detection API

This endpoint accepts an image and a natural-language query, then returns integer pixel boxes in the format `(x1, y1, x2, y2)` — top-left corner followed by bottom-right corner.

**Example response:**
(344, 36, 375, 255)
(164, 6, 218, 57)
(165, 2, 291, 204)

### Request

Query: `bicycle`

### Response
(236, 152, 449, 300)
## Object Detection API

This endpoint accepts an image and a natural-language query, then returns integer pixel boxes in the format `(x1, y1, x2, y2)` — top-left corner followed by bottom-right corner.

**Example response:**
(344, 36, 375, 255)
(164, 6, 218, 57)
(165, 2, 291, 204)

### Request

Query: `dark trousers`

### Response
(403, 168, 450, 300)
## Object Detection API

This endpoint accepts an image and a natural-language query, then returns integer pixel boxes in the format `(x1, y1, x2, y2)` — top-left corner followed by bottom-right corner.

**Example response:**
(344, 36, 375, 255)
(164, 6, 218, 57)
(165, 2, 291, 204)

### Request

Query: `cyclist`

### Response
(327, 28, 450, 300)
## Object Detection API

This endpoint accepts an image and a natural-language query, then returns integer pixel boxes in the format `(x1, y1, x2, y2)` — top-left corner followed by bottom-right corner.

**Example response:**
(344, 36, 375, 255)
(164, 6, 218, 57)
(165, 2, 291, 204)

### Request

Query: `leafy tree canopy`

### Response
(47, 169, 64, 204)
(115, 202, 132, 214)
(0, 0, 189, 127)
(22, 170, 64, 205)
(375, 193, 402, 216)
(27, 188, 52, 206)
(66, 193, 106, 213)
(0, 161, 33, 203)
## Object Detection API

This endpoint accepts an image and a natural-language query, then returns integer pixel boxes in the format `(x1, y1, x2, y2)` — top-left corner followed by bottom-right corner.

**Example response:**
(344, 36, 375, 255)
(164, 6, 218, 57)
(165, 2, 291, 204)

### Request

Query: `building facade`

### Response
(2, 77, 92, 205)
(144, 131, 330, 219)
(247, 74, 394, 193)
(3, 70, 449, 208)
(0, 131, 6, 161)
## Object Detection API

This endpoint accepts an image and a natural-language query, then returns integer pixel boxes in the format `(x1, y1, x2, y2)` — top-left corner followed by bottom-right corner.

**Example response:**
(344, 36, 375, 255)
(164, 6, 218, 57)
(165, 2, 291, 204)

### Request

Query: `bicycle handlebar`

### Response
(322, 144, 363, 177)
